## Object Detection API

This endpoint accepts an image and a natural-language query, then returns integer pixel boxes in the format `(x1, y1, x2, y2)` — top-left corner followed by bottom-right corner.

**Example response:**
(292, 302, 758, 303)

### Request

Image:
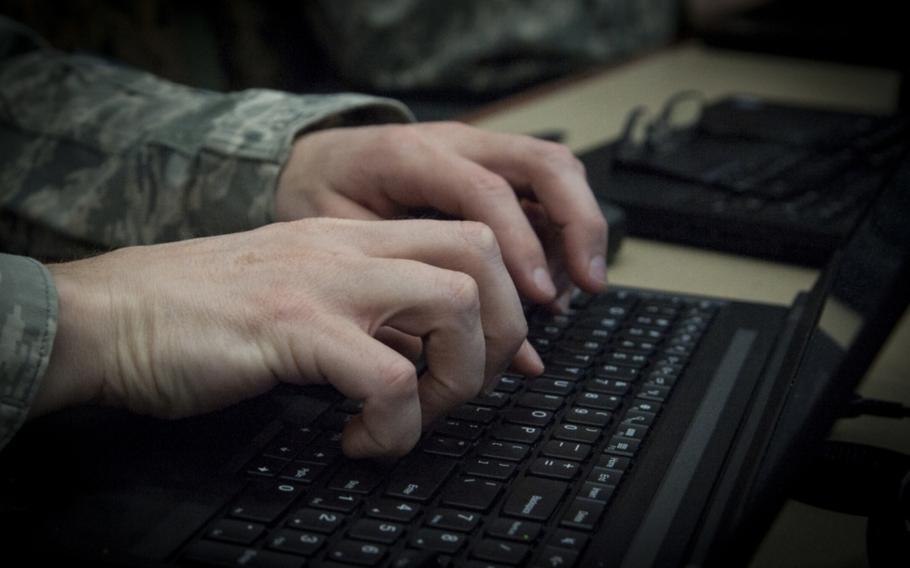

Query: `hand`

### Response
(275, 122, 608, 307)
(34, 218, 542, 457)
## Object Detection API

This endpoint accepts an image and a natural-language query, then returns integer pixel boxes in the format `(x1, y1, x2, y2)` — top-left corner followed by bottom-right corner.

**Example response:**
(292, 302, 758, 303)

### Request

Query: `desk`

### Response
(466, 42, 908, 567)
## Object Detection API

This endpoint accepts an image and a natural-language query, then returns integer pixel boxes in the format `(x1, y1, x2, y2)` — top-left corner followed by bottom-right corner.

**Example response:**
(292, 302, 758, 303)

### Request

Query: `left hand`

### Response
(275, 121, 608, 307)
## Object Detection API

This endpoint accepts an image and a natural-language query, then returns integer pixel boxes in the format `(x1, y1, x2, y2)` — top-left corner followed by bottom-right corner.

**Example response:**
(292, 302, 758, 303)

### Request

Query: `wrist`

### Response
(31, 259, 114, 417)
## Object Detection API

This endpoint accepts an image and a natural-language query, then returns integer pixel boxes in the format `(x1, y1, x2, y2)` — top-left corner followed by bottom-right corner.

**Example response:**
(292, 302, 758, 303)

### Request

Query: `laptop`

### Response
(1, 153, 907, 568)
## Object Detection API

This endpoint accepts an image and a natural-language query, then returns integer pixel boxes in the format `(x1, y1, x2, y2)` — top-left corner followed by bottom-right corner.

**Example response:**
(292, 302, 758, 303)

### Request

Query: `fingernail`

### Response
(527, 344, 545, 373)
(533, 267, 557, 298)
(589, 255, 607, 289)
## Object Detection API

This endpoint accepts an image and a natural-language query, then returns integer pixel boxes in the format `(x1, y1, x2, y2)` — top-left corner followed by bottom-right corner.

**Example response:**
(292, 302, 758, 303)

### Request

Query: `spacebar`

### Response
(501, 476, 568, 521)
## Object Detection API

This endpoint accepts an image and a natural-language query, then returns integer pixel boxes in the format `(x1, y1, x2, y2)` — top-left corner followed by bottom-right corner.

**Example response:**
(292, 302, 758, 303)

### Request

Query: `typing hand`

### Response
(36, 218, 542, 457)
(275, 122, 609, 309)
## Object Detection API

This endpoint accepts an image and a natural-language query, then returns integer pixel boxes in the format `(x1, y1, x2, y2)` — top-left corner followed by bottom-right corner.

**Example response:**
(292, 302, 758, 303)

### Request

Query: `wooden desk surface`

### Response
(466, 42, 907, 568)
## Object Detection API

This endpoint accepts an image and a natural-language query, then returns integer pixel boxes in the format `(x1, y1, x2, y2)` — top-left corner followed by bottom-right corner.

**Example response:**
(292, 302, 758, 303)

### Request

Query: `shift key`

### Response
(502, 476, 568, 521)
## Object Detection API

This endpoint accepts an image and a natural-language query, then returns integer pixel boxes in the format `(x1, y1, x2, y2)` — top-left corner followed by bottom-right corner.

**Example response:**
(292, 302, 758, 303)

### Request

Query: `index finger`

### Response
(435, 125, 608, 294)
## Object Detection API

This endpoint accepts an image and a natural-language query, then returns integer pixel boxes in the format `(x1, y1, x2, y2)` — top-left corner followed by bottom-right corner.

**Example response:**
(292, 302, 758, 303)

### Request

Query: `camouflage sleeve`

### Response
(304, 0, 679, 93)
(0, 253, 57, 451)
(0, 16, 414, 260)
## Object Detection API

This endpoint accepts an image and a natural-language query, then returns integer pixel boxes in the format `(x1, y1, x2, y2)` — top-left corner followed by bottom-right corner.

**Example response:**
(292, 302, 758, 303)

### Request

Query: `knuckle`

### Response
(377, 124, 424, 153)
(537, 141, 585, 174)
(455, 220, 501, 259)
(467, 171, 512, 198)
(439, 271, 481, 314)
(375, 358, 418, 399)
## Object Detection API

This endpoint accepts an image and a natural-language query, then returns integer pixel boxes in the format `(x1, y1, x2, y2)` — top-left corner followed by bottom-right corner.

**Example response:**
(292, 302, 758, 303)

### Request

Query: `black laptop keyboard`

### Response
(181, 288, 723, 568)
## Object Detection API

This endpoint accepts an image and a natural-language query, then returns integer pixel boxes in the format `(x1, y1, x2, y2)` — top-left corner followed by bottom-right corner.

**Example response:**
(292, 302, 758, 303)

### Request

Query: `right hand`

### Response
(35, 218, 542, 458)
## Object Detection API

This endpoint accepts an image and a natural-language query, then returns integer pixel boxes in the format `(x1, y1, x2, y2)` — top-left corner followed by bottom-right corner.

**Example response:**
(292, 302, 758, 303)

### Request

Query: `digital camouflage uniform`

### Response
(305, 0, 678, 93)
(0, 15, 413, 450)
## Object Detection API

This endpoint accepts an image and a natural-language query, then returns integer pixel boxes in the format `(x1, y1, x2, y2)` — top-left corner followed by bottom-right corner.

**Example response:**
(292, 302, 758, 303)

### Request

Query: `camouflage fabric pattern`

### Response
(305, 0, 679, 93)
(0, 15, 413, 448)
(0, 253, 57, 451)
(0, 31, 413, 257)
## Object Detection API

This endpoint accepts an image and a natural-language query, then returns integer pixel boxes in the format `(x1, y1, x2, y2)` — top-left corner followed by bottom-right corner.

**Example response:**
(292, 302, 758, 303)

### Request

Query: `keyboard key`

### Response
(541, 365, 586, 382)
(516, 392, 565, 411)
(448, 405, 497, 424)
(597, 455, 631, 471)
(366, 500, 421, 523)
(575, 392, 622, 411)
(410, 528, 466, 554)
(528, 458, 580, 480)
(266, 529, 325, 556)
(328, 461, 385, 494)
(491, 424, 542, 444)
(528, 378, 575, 396)
(229, 480, 303, 523)
(541, 440, 591, 461)
(549, 529, 589, 551)
(287, 508, 343, 533)
(297, 444, 341, 466)
(425, 508, 481, 532)
(502, 477, 568, 521)
(326, 540, 387, 566)
(593, 364, 639, 381)
(564, 407, 611, 427)
(588, 467, 624, 486)
(578, 482, 615, 503)
(615, 424, 649, 440)
(205, 519, 265, 545)
(628, 400, 661, 414)
(421, 435, 471, 457)
(390, 550, 440, 568)
(472, 391, 511, 408)
(386, 454, 456, 502)
(307, 490, 361, 513)
(440, 477, 502, 511)
(278, 460, 324, 484)
(603, 351, 647, 368)
(604, 436, 641, 457)
(494, 375, 523, 393)
(477, 440, 531, 462)
(348, 519, 404, 544)
(183, 541, 304, 568)
(434, 419, 484, 441)
(621, 410, 656, 427)
(502, 408, 554, 428)
(637, 385, 671, 402)
(560, 498, 605, 530)
(486, 518, 542, 543)
(586, 378, 631, 396)
(472, 539, 530, 565)
(246, 456, 288, 478)
(552, 423, 602, 444)
(532, 546, 579, 568)
(464, 458, 516, 481)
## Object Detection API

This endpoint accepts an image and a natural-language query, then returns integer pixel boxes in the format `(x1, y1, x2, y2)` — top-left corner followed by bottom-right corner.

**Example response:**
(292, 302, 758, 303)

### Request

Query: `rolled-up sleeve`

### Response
(0, 15, 414, 260)
(0, 253, 57, 451)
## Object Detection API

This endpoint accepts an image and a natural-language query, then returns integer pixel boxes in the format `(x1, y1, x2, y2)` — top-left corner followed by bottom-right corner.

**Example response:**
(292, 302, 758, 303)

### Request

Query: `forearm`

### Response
(0, 20, 414, 257)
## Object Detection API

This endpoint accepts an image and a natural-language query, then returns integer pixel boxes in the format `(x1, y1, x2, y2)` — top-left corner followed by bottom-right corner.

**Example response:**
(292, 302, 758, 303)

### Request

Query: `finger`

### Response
(343, 219, 528, 391)
(374, 326, 423, 363)
(341, 255, 488, 428)
(368, 142, 559, 304)
(511, 339, 544, 378)
(436, 126, 609, 293)
(308, 323, 423, 458)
